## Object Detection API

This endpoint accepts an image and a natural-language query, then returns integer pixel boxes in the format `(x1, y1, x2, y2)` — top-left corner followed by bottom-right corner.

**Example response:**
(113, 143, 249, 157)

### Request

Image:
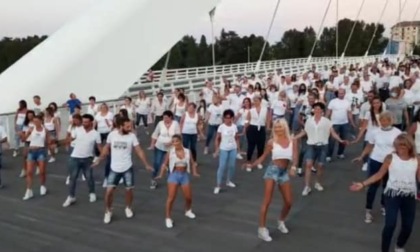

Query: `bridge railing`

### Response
(0, 55, 393, 149)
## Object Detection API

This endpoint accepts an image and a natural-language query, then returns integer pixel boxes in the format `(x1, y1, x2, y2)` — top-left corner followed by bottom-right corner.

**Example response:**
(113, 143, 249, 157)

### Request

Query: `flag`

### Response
(209, 7, 216, 21)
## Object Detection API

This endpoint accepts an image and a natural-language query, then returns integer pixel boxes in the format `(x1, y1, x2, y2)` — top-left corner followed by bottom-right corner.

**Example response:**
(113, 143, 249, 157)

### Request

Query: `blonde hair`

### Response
(379, 111, 394, 125)
(272, 119, 291, 142)
(393, 133, 416, 158)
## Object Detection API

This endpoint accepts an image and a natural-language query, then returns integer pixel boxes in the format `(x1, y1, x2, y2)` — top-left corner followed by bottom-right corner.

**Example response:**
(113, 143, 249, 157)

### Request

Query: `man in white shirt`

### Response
(151, 92, 167, 127)
(0, 125, 8, 188)
(94, 117, 152, 224)
(32, 95, 43, 115)
(63, 114, 103, 207)
(202, 81, 217, 106)
(345, 82, 364, 137)
(326, 89, 355, 161)
(228, 85, 245, 114)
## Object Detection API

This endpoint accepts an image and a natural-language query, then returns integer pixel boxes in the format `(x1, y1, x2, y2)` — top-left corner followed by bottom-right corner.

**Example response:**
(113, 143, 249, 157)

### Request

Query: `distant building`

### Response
(391, 21, 420, 55)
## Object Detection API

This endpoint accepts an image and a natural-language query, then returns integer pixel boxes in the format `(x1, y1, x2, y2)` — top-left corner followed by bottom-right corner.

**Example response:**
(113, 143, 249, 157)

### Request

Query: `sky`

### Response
(0, 0, 419, 42)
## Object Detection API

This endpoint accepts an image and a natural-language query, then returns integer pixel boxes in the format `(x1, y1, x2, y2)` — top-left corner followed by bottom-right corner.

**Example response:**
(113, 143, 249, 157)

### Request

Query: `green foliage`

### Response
(0, 19, 388, 74)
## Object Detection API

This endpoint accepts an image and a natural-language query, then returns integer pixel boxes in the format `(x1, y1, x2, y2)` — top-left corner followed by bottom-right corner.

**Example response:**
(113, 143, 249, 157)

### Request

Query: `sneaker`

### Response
(302, 186, 311, 196)
(381, 207, 386, 216)
(365, 210, 373, 223)
(257, 164, 263, 170)
(150, 179, 157, 190)
(102, 179, 107, 188)
(48, 157, 56, 163)
(297, 167, 303, 177)
(13, 150, 18, 157)
(395, 247, 406, 252)
(257, 227, 272, 242)
(104, 211, 112, 224)
(236, 153, 243, 160)
(62, 196, 76, 207)
(65, 176, 70, 185)
(125, 207, 134, 218)
(93, 156, 99, 163)
(213, 187, 221, 194)
(165, 218, 174, 228)
(277, 221, 289, 234)
(19, 169, 26, 178)
(185, 209, 196, 219)
(326, 157, 331, 162)
(246, 167, 252, 172)
(54, 148, 58, 154)
(337, 154, 345, 159)
(311, 167, 317, 173)
(40, 185, 47, 196)
(119, 178, 124, 184)
(22, 189, 33, 200)
(361, 163, 368, 171)
(82, 174, 86, 181)
(314, 183, 324, 192)
(226, 181, 236, 188)
(203, 147, 208, 155)
(89, 193, 97, 203)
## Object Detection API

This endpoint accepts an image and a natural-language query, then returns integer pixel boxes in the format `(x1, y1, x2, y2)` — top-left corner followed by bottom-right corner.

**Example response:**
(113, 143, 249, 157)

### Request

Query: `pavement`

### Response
(0, 134, 419, 252)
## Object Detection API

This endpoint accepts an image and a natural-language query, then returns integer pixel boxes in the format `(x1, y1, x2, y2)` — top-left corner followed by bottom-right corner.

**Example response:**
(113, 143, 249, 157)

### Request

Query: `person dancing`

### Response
(246, 119, 298, 242)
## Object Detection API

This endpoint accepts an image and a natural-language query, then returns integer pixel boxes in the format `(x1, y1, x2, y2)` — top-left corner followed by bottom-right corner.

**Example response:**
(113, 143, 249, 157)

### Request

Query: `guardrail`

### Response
(0, 54, 395, 149)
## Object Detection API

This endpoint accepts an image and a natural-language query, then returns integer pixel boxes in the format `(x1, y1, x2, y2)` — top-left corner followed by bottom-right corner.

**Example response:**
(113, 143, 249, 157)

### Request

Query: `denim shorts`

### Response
(27, 148, 47, 162)
(304, 144, 328, 165)
(167, 171, 190, 185)
(263, 164, 289, 184)
(107, 167, 134, 189)
(48, 130, 57, 140)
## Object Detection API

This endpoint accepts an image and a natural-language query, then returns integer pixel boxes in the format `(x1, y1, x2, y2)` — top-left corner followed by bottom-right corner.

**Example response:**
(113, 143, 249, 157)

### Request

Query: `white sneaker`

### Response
(35, 167, 40, 175)
(257, 227, 272, 242)
(48, 157, 56, 163)
(22, 189, 33, 200)
(102, 179, 107, 188)
(213, 187, 221, 194)
(185, 210, 196, 219)
(54, 148, 58, 154)
(257, 164, 263, 170)
(395, 247, 406, 252)
(226, 181, 236, 188)
(104, 211, 112, 224)
(277, 221, 289, 234)
(337, 154, 345, 159)
(125, 207, 134, 218)
(62, 196, 76, 207)
(314, 183, 324, 192)
(246, 167, 252, 172)
(203, 147, 208, 155)
(165, 218, 174, 228)
(326, 157, 331, 162)
(82, 174, 86, 181)
(19, 169, 26, 178)
(119, 178, 124, 184)
(381, 207, 386, 216)
(236, 153, 243, 160)
(65, 176, 70, 185)
(302, 186, 311, 196)
(361, 163, 368, 171)
(89, 193, 97, 203)
(13, 150, 18, 157)
(93, 156, 99, 163)
(40, 185, 47, 196)
(365, 210, 373, 223)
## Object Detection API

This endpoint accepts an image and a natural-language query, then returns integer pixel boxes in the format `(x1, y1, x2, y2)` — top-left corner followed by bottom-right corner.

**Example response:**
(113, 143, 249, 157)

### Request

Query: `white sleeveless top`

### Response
(16, 112, 26, 126)
(29, 127, 46, 147)
(44, 118, 55, 131)
(249, 107, 268, 130)
(182, 113, 198, 134)
(272, 141, 293, 160)
(175, 102, 186, 117)
(168, 147, 191, 173)
(384, 153, 418, 198)
(415, 122, 420, 154)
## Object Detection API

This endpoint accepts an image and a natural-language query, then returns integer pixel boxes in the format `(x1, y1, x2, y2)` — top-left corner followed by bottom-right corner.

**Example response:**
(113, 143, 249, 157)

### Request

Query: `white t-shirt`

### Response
(95, 112, 114, 134)
(236, 108, 249, 126)
(271, 100, 287, 116)
(107, 131, 139, 173)
(207, 104, 223, 125)
(135, 98, 150, 115)
(363, 112, 381, 142)
(345, 91, 364, 115)
(217, 124, 238, 151)
(369, 127, 401, 163)
(71, 127, 101, 158)
(360, 80, 373, 93)
(86, 104, 99, 116)
(328, 98, 351, 125)
(228, 93, 245, 113)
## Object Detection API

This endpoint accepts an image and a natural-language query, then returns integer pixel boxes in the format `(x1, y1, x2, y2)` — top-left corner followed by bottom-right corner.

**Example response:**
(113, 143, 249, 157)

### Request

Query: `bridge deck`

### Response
(0, 134, 419, 252)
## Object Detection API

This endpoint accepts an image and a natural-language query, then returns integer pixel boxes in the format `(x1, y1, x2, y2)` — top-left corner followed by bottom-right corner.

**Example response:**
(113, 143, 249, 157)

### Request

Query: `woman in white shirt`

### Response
(246, 119, 298, 242)
(156, 135, 200, 228)
(235, 98, 251, 159)
(87, 96, 99, 116)
(180, 103, 200, 161)
(19, 110, 35, 178)
(48, 102, 61, 154)
(94, 103, 114, 184)
(204, 96, 223, 154)
(44, 107, 59, 163)
(23, 115, 50, 200)
(407, 109, 420, 200)
(213, 109, 240, 194)
(120, 97, 135, 122)
(350, 134, 420, 252)
(245, 95, 269, 170)
(135, 91, 151, 133)
(353, 111, 401, 223)
(197, 99, 207, 141)
(149, 110, 181, 189)
(173, 93, 187, 123)
(13, 100, 28, 157)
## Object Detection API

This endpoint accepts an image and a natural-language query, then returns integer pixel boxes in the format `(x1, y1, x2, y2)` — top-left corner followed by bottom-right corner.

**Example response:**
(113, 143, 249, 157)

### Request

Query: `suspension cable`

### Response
(254, 0, 281, 72)
(364, 0, 389, 56)
(307, 0, 333, 64)
(341, 0, 366, 58)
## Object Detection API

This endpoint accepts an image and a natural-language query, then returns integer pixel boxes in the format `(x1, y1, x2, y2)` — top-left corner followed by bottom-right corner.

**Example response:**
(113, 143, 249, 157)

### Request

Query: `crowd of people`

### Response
(0, 57, 419, 252)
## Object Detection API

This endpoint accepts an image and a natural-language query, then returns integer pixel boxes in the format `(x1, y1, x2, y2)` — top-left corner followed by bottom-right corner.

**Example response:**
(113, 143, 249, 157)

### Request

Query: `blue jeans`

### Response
(136, 114, 148, 127)
(68, 157, 95, 197)
(153, 148, 167, 178)
(381, 196, 416, 252)
(325, 90, 336, 105)
(182, 133, 197, 161)
(205, 125, 219, 148)
(174, 115, 182, 123)
(236, 125, 245, 150)
(216, 149, 237, 186)
(107, 168, 134, 188)
(366, 158, 388, 210)
(327, 123, 349, 157)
